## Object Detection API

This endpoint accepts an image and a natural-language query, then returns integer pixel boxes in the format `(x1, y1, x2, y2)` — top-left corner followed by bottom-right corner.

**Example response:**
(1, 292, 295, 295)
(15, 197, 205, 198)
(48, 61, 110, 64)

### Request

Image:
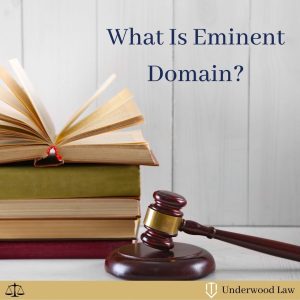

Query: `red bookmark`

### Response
(34, 145, 64, 167)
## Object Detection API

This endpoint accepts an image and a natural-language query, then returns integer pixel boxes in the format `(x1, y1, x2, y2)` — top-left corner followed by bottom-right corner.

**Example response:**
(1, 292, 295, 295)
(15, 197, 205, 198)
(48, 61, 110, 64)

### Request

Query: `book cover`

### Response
(0, 164, 140, 199)
(0, 240, 132, 259)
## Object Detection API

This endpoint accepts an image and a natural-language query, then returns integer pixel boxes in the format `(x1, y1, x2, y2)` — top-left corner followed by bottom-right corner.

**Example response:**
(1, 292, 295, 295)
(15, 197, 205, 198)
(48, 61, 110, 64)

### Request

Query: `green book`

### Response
(0, 164, 140, 199)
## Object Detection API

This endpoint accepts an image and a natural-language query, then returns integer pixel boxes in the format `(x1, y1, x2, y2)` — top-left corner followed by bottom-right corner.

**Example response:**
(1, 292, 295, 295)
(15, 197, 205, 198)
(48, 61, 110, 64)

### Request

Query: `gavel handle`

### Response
(180, 220, 300, 262)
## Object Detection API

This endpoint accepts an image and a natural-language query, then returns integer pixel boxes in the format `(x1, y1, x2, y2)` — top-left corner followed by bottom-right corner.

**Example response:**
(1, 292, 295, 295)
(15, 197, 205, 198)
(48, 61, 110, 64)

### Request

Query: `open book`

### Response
(0, 59, 157, 166)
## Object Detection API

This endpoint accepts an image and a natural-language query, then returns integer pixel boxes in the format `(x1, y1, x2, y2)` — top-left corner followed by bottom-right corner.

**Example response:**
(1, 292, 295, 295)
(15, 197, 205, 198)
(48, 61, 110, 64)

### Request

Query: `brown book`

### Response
(0, 59, 158, 166)
(0, 198, 140, 219)
(0, 219, 140, 239)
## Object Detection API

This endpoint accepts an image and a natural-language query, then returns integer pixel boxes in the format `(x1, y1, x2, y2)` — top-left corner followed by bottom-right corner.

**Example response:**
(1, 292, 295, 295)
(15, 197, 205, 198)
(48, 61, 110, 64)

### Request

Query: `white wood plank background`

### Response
(97, 0, 173, 217)
(0, 0, 299, 225)
(249, 0, 300, 225)
(0, 0, 22, 68)
(173, 0, 249, 225)
(22, 0, 97, 132)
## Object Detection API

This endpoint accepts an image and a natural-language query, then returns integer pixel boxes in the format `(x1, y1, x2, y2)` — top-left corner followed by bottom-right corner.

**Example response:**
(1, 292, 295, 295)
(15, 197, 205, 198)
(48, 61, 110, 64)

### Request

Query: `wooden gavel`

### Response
(141, 190, 300, 262)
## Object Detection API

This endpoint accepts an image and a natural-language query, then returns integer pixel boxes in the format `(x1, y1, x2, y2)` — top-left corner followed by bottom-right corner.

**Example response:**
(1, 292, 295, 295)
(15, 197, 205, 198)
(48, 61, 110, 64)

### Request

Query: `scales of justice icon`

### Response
(5, 283, 24, 298)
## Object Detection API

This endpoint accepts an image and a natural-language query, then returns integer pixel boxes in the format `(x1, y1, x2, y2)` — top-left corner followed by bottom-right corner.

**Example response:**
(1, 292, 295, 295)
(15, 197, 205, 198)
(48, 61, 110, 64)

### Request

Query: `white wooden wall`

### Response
(0, 0, 299, 225)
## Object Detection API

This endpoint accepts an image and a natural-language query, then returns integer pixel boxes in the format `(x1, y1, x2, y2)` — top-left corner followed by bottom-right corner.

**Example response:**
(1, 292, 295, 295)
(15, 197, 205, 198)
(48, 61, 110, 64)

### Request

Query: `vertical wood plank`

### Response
(0, 0, 22, 67)
(23, 0, 97, 133)
(173, 0, 250, 225)
(249, 0, 300, 225)
(97, 0, 173, 214)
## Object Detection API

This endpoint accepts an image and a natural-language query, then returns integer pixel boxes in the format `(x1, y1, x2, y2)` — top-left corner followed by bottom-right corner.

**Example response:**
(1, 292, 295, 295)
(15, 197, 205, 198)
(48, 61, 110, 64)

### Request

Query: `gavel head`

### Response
(140, 190, 187, 251)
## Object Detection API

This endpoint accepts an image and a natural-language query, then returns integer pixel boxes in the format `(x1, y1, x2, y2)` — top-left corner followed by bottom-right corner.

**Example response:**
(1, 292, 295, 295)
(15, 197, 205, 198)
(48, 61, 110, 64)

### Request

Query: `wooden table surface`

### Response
(0, 227, 299, 280)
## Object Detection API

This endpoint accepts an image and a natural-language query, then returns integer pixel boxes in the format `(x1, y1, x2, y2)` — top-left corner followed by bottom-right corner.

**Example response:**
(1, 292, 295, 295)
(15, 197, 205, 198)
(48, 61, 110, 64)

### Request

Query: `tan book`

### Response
(0, 219, 139, 239)
(0, 59, 157, 166)
(0, 198, 140, 219)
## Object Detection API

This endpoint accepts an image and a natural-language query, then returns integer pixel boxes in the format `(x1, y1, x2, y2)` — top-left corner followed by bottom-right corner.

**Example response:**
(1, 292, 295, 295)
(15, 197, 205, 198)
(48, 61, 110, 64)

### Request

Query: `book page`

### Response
(57, 89, 143, 144)
(59, 74, 116, 135)
(0, 122, 45, 142)
(0, 138, 43, 145)
(0, 101, 46, 138)
(60, 143, 157, 165)
(59, 110, 143, 144)
(64, 130, 146, 146)
(0, 86, 30, 117)
(58, 88, 132, 139)
(0, 131, 42, 141)
(0, 144, 47, 163)
(9, 59, 56, 143)
(0, 65, 44, 131)
(0, 198, 139, 219)
(0, 120, 39, 133)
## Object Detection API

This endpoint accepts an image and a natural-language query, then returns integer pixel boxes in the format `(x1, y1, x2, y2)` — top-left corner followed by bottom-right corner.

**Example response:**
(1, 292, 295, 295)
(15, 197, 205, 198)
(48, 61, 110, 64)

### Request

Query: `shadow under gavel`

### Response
(141, 190, 300, 261)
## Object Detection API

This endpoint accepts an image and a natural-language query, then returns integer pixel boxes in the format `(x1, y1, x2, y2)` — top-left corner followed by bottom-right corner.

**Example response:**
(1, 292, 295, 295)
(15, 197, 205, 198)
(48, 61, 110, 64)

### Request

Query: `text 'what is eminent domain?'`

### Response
(105, 27, 286, 82)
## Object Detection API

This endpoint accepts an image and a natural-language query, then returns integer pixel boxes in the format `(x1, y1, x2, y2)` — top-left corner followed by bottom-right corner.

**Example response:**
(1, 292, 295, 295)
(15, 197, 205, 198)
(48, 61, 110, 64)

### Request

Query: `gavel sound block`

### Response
(105, 191, 300, 280)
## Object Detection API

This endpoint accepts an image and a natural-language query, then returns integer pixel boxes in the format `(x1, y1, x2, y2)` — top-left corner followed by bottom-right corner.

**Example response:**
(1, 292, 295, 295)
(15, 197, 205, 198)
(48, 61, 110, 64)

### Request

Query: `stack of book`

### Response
(0, 59, 157, 258)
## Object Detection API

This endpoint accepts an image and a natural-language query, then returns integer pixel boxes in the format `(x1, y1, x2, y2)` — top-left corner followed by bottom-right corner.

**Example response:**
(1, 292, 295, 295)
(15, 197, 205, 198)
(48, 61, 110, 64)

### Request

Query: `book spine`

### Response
(0, 165, 140, 199)
(0, 240, 132, 259)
